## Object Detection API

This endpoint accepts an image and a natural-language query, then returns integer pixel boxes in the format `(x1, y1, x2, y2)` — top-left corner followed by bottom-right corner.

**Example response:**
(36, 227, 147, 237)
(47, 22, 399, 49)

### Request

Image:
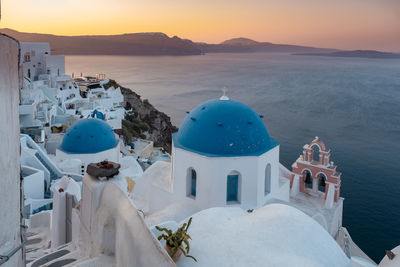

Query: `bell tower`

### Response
(290, 137, 341, 208)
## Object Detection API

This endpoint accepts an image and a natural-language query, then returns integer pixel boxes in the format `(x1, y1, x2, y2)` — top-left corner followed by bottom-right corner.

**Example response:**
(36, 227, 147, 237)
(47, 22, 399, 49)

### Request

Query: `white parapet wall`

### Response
(0, 33, 23, 267)
(95, 183, 176, 267)
(21, 165, 44, 199)
(79, 172, 176, 267)
(172, 145, 285, 211)
(51, 176, 81, 249)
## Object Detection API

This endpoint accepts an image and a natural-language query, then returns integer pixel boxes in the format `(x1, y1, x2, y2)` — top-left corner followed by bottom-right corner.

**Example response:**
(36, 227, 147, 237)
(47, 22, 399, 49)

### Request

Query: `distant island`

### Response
(195, 37, 336, 54)
(295, 50, 400, 59)
(0, 29, 336, 56)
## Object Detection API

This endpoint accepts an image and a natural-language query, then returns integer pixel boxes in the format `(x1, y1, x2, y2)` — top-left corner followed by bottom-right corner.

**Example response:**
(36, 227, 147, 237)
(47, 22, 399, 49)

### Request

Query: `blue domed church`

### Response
(171, 95, 289, 210)
(56, 119, 120, 175)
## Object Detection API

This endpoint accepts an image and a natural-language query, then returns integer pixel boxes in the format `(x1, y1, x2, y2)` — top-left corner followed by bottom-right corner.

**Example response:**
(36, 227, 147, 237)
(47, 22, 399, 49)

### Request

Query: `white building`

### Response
(19, 42, 126, 134)
(20, 42, 50, 80)
(19, 42, 68, 130)
(20, 43, 66, 82)
(18, 118, 143, 218)
(55, 118, 121, 175)
(171, 96, 288, 211)
(16, 42, 142, 219)
(0, 33, 24, 267)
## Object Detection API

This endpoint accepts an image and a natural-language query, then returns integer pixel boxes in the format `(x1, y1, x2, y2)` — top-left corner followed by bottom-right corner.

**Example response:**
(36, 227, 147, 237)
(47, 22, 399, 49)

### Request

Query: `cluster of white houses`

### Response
(0, 37, 398, 267)
(17, 42, 159, 215)
(19, 42, 124, 134)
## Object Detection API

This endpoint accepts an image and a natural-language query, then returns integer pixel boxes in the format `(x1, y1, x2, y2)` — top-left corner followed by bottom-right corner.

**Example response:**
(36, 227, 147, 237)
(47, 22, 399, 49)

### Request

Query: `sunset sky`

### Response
(1, 0, 399, 52)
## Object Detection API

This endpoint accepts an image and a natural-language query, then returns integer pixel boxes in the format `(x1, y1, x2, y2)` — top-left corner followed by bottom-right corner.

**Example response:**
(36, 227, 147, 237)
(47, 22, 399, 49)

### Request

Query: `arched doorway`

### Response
(227, 171, 240, 203)
(186, 168, 197, 198)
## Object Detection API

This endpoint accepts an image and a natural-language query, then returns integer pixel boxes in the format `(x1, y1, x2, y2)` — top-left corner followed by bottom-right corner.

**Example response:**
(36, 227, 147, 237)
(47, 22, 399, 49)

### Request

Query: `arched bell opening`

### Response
(303, 170, 313, 189)
(318, 173, 327, 193)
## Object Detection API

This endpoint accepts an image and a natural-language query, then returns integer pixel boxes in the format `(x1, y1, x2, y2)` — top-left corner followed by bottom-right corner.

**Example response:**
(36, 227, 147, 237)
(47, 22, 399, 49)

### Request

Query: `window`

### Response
(227, 172, 240, 203)
(186, 168, 197, 198)
(265, 164, 271, 195)
(24, 53, 30, 63)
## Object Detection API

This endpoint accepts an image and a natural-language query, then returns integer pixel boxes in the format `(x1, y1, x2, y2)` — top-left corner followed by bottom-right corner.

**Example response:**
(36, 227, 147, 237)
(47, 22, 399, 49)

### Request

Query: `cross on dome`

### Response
(220, 87, 229, 100)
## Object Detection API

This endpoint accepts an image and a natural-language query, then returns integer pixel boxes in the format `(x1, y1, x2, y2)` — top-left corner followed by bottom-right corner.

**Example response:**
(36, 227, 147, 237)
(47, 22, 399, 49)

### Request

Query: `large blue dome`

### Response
(173, 98, 278, 157)
(61, 119, 118, 154)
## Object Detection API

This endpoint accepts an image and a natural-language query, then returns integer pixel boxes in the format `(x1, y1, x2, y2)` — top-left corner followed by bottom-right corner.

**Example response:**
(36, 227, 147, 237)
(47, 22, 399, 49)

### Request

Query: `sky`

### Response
(1, 0, 399, 52)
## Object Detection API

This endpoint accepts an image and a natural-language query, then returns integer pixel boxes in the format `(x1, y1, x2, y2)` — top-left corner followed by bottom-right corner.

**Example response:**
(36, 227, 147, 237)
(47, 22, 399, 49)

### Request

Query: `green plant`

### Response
(156, 217, 197, 262)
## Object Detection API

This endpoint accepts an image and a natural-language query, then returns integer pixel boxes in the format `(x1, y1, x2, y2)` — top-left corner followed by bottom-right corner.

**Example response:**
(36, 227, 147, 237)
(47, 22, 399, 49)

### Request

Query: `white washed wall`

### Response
(0, 34, 23, 267)
(172, 144, 285, 211)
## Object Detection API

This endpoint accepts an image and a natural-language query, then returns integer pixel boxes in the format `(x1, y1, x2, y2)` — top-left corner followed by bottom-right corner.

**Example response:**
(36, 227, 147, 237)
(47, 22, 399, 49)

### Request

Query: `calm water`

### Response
(66, 53, 400, 263)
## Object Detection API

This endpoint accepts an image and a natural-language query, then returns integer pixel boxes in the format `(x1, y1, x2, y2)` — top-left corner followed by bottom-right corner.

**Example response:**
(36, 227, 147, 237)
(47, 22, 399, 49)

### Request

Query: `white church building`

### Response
(55, 118, 121, 175)
(171, 95, 289, 211)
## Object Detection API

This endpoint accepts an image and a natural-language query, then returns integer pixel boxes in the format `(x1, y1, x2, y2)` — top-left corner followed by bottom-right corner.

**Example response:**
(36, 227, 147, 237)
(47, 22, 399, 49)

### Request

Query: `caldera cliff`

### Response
(103, 79, 178, 153)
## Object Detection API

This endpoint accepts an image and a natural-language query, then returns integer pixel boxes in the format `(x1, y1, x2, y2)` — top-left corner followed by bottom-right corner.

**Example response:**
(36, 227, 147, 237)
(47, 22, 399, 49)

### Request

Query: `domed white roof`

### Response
(174, 204, 353, 267)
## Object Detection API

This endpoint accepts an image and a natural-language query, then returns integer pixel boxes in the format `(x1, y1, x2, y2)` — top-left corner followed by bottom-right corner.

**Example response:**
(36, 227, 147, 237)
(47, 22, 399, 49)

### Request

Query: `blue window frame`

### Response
(227, 174, 239, 202)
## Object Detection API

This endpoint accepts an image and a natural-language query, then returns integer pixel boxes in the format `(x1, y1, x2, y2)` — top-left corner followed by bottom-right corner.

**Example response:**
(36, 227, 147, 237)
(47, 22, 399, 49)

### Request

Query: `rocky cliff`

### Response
(103, 80, 178, 153)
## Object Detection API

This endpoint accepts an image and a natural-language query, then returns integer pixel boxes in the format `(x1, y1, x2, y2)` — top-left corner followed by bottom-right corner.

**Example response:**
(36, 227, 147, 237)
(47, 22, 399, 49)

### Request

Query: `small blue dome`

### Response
(173, 98, 278, 157)
(61, 119, 118, 154)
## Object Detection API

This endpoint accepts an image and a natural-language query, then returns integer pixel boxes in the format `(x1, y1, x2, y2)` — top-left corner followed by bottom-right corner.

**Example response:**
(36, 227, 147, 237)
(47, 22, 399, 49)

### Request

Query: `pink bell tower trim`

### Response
(290, 137, 341, 208)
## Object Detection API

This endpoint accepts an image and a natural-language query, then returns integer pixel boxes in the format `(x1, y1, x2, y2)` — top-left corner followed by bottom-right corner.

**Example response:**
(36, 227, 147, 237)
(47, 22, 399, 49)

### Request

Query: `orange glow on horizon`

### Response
(1, 0, 399, 52)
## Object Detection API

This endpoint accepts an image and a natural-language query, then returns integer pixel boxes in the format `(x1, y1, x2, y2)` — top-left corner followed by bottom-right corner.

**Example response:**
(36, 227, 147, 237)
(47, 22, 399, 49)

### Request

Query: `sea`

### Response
(66, 53, 400, 263)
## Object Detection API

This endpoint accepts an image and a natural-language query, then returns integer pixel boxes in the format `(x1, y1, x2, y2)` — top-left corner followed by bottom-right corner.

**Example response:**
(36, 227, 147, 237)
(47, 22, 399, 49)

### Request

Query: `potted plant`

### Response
(156, 217, 197, 262)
